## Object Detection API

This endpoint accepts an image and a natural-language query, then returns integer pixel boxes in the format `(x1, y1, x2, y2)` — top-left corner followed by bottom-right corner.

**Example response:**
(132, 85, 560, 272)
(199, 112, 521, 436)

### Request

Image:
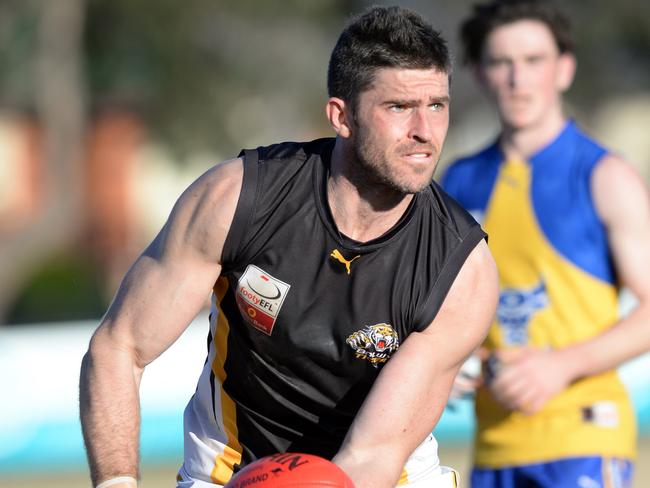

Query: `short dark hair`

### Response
(327, 6, 450, 112)
(460, 0, 574, 65)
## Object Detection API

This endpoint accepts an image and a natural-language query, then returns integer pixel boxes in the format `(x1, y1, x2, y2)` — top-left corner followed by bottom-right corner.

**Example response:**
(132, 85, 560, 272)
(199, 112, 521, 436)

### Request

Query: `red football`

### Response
(225, 453, 355, 487)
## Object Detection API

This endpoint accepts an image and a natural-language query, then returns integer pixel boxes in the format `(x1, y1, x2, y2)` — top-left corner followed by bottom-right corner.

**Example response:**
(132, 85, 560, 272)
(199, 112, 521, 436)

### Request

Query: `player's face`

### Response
(351, 67, 450, 194)
(478, 20, 575, 132)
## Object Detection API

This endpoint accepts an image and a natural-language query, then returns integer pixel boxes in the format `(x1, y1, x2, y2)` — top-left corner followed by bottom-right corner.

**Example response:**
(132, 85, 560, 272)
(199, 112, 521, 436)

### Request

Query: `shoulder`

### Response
(440, 142, 501, 197)
(592, 153, 649, 225)
(593, 153, 641, 182)
(178, 157, 243, 216)
(420, 237, 497, 344)
(242, 138, 335, 190)
(165, 157, 244, 265)
(253, 138, 335, 163)
(592, 153, 642, 184)
(443, 142, 500, 178)
(450, 144, 497, 166)
(438, 142, 501, 216)
(562, 123, 608, 170)
(568, 122, 606, 152)
(427, 181, 483, 239)
(408, 182, 488, 331)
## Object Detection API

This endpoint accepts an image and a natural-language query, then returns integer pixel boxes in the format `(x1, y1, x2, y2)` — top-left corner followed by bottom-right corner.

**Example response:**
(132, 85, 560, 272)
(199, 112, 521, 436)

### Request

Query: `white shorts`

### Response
(177, 435, 459, 488)
(399, 434, 459, 487)
(404, 465, 459, 487)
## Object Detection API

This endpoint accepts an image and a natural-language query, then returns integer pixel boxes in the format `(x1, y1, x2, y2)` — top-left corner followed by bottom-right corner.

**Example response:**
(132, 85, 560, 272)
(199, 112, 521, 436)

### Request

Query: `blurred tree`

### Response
(0, 0, 87, 324)
(84, 0, 353, 158)
(7, 252, 106, 324)
(0, 0, 354, 324)
(564, 0, 650, 107)
(0, 0, 648, 324)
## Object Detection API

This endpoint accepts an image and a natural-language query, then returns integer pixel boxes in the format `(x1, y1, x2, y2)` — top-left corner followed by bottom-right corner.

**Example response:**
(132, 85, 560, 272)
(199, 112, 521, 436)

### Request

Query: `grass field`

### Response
(3, 437, 649, 487)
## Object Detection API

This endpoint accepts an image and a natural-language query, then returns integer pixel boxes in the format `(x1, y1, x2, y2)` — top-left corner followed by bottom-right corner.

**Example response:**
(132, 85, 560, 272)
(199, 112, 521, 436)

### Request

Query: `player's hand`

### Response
(446, 350, 490, 412)
(486, 347, 572, 415)
(449, 371, 481, 401)
(449, 353, 483, 401)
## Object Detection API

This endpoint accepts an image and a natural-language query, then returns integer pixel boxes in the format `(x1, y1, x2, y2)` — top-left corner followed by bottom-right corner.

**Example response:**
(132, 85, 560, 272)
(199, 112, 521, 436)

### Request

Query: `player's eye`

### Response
(527, 55, 544, 64)
(389, 104, 407, 113)
(486, 58, 509, 68)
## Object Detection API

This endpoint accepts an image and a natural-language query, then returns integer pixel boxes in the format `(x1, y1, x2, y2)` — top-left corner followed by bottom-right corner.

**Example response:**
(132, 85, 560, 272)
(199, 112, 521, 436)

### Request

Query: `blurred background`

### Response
(0, 0, 648, 486)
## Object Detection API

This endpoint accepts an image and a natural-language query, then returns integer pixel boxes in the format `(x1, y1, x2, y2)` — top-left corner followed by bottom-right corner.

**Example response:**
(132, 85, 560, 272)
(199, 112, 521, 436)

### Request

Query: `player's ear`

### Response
(326, 97, 353, 138)
(557, 52, 576, 93)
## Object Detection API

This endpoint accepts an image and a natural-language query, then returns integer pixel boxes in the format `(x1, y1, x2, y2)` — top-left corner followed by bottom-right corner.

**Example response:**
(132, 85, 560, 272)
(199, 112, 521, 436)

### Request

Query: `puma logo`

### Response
(330, 249, 361, 275)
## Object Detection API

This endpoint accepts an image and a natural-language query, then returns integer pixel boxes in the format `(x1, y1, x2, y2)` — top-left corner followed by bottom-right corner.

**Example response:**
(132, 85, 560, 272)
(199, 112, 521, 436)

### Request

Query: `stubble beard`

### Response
(351, 123, 437, 196)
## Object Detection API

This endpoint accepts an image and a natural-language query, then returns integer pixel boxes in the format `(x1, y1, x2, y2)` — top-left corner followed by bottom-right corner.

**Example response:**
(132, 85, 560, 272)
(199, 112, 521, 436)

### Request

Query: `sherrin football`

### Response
(224, 453, 355, 487)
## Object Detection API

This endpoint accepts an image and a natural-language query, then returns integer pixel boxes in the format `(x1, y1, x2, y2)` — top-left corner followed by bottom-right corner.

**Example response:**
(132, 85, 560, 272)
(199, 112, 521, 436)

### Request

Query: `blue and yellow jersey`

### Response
(442, 121, 636, 466)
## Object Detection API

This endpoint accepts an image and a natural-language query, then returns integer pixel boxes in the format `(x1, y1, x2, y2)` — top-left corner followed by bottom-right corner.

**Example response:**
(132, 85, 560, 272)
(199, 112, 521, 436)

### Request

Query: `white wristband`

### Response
(96, 476, 138, 488)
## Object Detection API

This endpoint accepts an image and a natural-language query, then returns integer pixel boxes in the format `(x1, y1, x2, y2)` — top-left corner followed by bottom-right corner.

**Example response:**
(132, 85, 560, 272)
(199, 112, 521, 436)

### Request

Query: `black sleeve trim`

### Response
(413, 225, 487, 332)
(221, 149, 259, 268)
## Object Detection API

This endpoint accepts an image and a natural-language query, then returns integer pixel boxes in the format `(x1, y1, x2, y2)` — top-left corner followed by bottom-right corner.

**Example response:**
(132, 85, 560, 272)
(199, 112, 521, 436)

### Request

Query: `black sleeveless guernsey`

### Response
(181, 138, 486, 483)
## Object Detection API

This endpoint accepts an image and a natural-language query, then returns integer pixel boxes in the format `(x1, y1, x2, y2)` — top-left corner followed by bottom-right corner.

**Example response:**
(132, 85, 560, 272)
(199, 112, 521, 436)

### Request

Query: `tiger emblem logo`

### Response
(346, 323, 399, 367)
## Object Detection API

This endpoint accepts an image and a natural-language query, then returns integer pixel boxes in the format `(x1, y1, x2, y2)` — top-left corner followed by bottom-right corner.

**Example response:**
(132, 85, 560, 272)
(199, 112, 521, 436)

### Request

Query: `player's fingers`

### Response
(450, 374, 482, 400)
(490, 363, 525, 392)
(454, 375, 476, 390)
(490, 369, 534, 408)
(513, 386, 542, 414)
(490, 389, 521, 411)
(488, 382, 520, 410)
(518, 393, 548, 415)
(495, 347, 530, 364)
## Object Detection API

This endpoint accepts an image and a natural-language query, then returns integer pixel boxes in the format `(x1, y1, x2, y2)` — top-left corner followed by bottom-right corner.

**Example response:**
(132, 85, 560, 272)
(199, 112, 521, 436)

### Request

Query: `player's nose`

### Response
(408, 108, 433, 143)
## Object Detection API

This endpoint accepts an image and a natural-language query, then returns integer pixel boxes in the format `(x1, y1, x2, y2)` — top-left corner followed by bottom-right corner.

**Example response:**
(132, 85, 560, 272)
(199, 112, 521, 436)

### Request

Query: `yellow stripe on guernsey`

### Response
(210, 277, 243, 485)
(475, 159, 636, 466)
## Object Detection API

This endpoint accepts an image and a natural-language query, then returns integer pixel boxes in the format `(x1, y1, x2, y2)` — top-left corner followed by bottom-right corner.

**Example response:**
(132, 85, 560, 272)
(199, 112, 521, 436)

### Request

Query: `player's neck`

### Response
(328, 142, 413, 242)
(500, 112, 567, 161)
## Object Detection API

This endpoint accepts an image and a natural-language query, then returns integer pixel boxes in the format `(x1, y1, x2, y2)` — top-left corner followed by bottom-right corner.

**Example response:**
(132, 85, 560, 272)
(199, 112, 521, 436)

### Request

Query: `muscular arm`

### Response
(490, 154, 650, 414)
(332, 240, 498, 487)
(79, 158, 243, 487)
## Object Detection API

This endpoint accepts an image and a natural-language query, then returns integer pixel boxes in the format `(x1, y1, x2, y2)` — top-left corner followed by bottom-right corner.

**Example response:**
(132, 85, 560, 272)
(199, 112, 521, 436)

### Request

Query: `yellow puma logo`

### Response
(330, 249, 361, 275)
